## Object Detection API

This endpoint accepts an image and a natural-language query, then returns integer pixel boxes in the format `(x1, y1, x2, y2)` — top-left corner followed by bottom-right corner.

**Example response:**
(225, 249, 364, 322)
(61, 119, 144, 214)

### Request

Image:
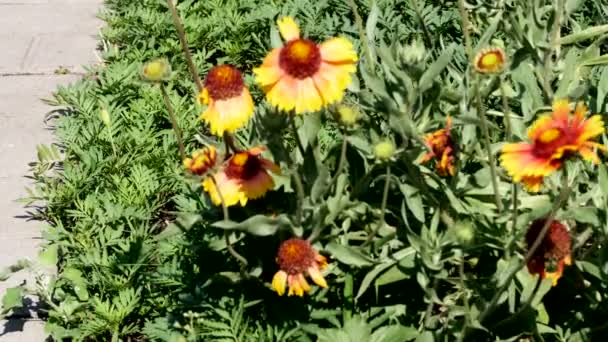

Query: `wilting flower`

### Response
(500, 99, 605, 192)
(253, 16, 358, 114)
(199, 65, 254, 136)
(474, 47, 506, 74)
(202, 147, 279, 207)
(271, 238, 328, 296)
(420, 116, 456, 177)
(526, 219, 572, 286)
(142, 58, 172, 82)
(183, 146, 217, 176)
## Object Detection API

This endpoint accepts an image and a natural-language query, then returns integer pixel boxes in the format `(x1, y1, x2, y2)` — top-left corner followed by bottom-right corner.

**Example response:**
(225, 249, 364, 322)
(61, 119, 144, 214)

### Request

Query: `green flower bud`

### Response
(374, 139, 396, 161)
(142, 58, 172, 82)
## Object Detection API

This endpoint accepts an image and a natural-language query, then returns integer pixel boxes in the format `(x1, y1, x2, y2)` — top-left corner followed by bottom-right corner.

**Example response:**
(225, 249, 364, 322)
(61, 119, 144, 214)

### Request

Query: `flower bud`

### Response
(142, 58, 172, 82)
(336, 104, 360, 126)
(374, 139, 396, 161)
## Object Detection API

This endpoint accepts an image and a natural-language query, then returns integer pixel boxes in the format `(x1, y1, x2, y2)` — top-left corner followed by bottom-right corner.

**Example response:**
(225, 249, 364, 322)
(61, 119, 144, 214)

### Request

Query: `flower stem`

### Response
(457, 0, 473, 63)
(209, 176, 249, 271)
(474, 78, 503, 213)
(289, 114, 306, 158)
(346, 0, 374, 73)
(363, 165, 391, 248)
(159, 83, 186, 161)
(474, 171, 572, 329)
(542, 0, 564, 100)
(166, 0, 203, 93)
(500, 76, 518, 242)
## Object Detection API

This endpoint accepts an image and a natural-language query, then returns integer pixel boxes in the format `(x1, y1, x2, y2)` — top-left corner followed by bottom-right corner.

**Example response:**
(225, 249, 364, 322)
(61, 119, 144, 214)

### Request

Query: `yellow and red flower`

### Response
(420, 116, 456, 177)
(183, 146, 217, 176)
(474, 47, 506, 74)
(526, 219, 572, 287)
(199, 64, 254, 136)
(202, 147, 280, 207)
(500, 99, 605, 192)
(271, 238, 328, 296)
(253, 16, 358, 114)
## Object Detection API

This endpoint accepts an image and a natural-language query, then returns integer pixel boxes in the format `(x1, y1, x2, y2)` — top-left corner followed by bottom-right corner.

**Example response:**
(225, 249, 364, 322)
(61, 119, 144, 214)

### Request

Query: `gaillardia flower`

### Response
(183, 146, 217, 176)
(500, 99, 605, 192)
(271, 238, 328, 296)
(474, 47, 506, 74)
(526, 219, 572, 287)
(199, 65, 254, 136)
(420, 116, 456, 177)
(202, 147, 279, 207)
(253, 16, 358, 114)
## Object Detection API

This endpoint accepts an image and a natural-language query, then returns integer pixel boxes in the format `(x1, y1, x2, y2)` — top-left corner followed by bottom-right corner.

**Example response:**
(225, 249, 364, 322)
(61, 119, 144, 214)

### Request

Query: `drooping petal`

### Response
(201, 88, 254, 136)
(319, 37, 358, 63)
(240, 170, 275, 201)
(202, 172, 244, 207)
(253, 49, 283, 89)
(312, 61, 355, 106)
(265, 74, 299, 112)
(307, 266, 328, 288)
(297, 273, 311, 294)
(295, 77, 324, 114)
(271, 270, 288, 296)
(277, 16, 300, 42)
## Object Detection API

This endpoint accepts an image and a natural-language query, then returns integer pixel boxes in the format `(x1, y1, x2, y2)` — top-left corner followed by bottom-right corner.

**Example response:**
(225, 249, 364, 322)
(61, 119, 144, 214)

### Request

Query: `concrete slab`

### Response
(0, 0, 101, 339)
(0, 3, 101, 35)
(21, 33, 100, 74)
(0, 319, 48, 341)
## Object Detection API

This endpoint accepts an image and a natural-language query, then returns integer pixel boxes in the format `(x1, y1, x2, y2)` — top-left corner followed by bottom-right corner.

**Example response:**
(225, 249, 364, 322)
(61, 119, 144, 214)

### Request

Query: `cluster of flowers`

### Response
(170, 20, 604, 292)
(182, 17, 358, 296)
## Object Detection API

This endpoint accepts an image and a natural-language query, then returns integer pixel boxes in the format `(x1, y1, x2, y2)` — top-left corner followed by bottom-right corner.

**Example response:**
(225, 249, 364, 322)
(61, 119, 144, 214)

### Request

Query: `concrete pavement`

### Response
(0, 0, 102, 339)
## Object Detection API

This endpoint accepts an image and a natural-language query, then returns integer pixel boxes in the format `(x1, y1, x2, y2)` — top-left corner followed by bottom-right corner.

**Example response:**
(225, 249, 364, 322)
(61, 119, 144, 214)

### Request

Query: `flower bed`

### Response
(3, 0, 608, 341)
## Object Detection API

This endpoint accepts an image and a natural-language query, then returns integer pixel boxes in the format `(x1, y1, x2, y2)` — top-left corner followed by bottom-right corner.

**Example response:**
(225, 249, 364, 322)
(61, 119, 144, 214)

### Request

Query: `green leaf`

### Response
(558, 24, 608, 45)
(38, 244, 58, 267)
(399, 183, 425, 222)
(418, 44, 455, 93)
(579, 54, 608, 67)
(567, 207, 600, 226)
(365, 1, 380, 62)
(370, 325, 417, 342)
(326, 243, 375, 267)
(415, 331, 434, 342)
(211, 214, 291, 236)
(355, 262, 395, 301)
(2, 287, 24, 313)
(597, 67, 608, 112)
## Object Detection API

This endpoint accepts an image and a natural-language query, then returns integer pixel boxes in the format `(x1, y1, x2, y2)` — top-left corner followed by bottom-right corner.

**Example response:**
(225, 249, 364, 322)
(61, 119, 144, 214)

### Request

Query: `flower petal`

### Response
(271, 270, 288, 296)
(319, 37, 358, 63)
(307, 266, 328, 288)
(295, 77, 324, 114)
(277, 16, 300, 42)
(200, 88, 254, 136)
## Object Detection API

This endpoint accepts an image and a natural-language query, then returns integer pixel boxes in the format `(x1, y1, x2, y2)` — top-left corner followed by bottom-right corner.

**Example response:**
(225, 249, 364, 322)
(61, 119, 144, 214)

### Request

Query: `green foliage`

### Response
(4, 0, 608, 341)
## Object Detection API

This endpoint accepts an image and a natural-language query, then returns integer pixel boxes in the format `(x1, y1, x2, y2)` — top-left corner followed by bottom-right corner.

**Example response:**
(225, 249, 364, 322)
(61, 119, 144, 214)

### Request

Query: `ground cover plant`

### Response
(2, 0, 608, 341)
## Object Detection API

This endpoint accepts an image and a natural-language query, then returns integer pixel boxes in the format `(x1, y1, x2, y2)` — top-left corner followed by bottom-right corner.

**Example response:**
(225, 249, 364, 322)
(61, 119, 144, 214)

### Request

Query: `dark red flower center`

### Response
(279, 39, 321, 79)
(531, 126, 577, 159)
(276, 238, 316, 274)
(225, 152, 262, 180)
(204, 65, 244, 100)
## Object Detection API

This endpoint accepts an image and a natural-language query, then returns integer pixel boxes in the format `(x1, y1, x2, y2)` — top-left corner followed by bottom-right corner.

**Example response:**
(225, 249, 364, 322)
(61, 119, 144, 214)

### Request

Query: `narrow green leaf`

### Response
(418, 44, 455, 93)
(211, 214, 291, 236)
(558, 24, 608, 45)
(326, 243, 375, 267)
